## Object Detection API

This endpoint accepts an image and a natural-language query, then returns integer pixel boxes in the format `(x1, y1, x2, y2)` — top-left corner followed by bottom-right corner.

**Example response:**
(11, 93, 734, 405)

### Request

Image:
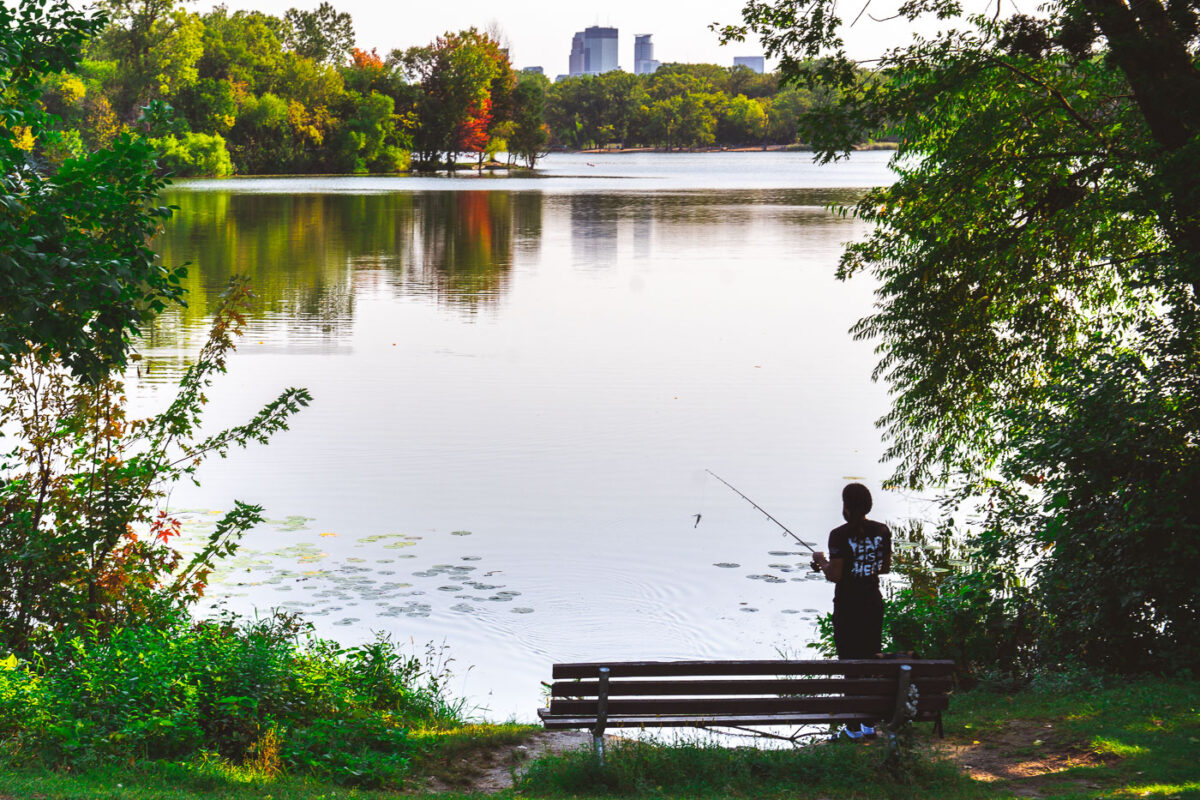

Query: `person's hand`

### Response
(811, 551, 828, 572)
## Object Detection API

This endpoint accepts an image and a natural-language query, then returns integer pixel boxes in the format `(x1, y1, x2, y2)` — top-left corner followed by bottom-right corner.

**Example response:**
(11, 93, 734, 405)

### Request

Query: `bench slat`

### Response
(547, 695, 949, 716)
(538, 709, 941, 730)
(550, 676, 953, 698)
(551, 659, 955, 679)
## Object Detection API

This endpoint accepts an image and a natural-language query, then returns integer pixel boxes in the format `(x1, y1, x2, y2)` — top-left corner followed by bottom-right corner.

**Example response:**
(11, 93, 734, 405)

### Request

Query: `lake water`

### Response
(133, 151, 905, 721)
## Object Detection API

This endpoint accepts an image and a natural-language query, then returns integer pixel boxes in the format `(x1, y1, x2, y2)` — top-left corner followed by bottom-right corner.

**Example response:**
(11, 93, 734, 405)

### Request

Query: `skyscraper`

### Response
(569, 32, 587, 76)
(733, 56, 766, 74)
(634, 34, 661, 75)
(568, 26, 619, 77)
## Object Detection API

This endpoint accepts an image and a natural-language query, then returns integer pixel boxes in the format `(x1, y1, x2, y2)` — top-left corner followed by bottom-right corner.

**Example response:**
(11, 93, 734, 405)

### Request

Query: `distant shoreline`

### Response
(571, 142, 898, 154)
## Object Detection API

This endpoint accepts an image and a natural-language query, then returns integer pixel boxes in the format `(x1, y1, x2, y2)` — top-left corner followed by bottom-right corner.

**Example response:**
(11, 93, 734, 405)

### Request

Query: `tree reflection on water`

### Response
(150, 189, 542, 348)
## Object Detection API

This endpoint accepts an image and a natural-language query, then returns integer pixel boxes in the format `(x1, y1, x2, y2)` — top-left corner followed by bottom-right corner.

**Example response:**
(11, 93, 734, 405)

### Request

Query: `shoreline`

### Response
(573, 142, 898, 154)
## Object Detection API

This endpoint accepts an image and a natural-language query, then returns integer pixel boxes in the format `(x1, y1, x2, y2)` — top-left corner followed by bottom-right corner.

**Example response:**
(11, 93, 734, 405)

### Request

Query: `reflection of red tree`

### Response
(454, 96, 492, 155)
(457, 191, 492, 266)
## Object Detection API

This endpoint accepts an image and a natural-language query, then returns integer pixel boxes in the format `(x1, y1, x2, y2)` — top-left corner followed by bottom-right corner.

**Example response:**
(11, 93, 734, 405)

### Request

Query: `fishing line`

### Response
(705, 469, 818, 554)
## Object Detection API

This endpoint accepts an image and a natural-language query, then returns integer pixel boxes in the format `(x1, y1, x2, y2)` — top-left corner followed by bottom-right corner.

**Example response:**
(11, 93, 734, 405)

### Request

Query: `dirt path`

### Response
(417, 730, 594, 794)
(932, 719, 1117, 797)
(415, 720, 1119, 795)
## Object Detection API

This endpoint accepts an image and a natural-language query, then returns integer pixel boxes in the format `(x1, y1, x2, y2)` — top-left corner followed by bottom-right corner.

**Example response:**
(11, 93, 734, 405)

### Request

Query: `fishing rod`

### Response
(705, 469, 818, 555)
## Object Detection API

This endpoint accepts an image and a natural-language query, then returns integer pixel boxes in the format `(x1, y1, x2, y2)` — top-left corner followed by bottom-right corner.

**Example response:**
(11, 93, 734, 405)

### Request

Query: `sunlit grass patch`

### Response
(1116, 782, 1200, 799)
(1093, 737, 1150, 758)
(0, 759, 350, 799)
(411, 722, 538, 762)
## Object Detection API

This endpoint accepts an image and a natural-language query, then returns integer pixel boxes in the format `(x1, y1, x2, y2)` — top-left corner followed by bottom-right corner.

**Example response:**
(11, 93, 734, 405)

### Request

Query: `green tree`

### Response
(725, 63, 778, 97)
(0, 2, 311, 654)
(0, 0, 185, 381)
(508, 72, 549, 167)
(150, 130, 234, 175)
(175, 76, 237, 134)
(763, 86, 809, 144)
(645, 64, 718, 101)
(724, 0, 1200, 671)
(0, 281, 309, 652)
(544, 76, 597, 148)
(402, 29, 508, 167)
(649, 92, 721, 149)
(282, 1, 354, 66)
(343, 46, 409, 101)
(195, 7, 287, 94)
(594, 70, 649, 145)
(332, 90, 408, 173)
(227, 91, 291, 172)
(93, 0, 203, 116)
(719, 93, 768, 146)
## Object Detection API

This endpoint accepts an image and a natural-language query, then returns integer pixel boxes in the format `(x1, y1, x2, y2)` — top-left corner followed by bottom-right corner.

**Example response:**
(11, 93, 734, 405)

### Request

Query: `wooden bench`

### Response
(538, 659, 953, 757)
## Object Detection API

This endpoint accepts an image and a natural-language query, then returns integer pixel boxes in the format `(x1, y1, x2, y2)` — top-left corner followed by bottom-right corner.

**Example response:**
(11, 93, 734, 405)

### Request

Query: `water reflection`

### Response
(152, 190, 545, 343)
(133, 166, 899, 721)
(398, 192, 541, 307)
(571, 195, 620, 268)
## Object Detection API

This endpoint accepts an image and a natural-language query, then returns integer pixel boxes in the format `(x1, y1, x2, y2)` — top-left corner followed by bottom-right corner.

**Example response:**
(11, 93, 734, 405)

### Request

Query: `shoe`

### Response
(860, 724, 876, 738)
(839, 725, 865, 741)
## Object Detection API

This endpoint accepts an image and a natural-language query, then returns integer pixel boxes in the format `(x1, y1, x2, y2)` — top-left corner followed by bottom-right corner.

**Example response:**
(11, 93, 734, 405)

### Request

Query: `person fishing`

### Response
(811, 483, 892, 661)
(706, 473, 894, 740)
(810, 483, 892, 741)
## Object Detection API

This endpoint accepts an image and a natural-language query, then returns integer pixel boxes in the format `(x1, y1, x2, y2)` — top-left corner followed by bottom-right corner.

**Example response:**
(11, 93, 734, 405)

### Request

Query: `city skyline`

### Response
(568, 26, 620, 77)
(634, 34, 661, 76)
(189, 0, 943, 77)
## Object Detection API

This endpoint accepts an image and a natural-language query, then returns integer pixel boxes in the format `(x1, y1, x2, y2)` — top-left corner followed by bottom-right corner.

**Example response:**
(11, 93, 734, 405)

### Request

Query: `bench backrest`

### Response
(545, 659, 953, 722)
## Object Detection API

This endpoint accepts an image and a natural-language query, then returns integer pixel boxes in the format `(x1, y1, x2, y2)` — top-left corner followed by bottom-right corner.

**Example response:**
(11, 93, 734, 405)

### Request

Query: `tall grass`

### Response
(517, 733, 977, 798)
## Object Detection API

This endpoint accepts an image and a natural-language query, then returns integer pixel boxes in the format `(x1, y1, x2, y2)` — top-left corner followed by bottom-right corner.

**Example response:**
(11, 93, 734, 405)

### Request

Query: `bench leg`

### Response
(593, 666, 610, 766)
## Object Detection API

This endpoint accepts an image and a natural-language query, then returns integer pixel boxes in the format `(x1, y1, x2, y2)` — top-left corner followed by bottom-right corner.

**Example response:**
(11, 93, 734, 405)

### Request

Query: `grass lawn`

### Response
(2, 677, 1196, 799)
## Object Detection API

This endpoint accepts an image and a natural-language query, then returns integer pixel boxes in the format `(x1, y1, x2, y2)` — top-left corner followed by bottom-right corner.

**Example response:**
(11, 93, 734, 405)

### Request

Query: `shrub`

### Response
(0, 279, 309, 654)
(0, 614, 465, 787)
(808, 521, 1038, 683)
(150, 132, 235, 176)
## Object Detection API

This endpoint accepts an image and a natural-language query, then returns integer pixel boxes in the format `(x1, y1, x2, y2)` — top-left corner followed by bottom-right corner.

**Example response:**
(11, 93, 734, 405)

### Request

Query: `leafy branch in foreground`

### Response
(0, 0, 188, 382)
(0, 277, 311, 654)
(724, 0, 1200, 671)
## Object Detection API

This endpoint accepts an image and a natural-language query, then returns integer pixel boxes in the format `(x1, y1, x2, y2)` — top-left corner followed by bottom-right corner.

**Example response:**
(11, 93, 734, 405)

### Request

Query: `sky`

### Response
(202, 0, 950, 78)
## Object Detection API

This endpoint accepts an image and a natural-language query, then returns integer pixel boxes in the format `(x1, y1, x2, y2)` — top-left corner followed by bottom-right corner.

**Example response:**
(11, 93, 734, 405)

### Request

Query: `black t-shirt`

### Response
(828, 519, 891, 596)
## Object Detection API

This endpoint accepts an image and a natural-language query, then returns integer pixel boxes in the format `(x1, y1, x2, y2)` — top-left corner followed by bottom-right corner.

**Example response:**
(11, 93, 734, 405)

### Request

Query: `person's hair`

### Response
(842, 483, 872, 520)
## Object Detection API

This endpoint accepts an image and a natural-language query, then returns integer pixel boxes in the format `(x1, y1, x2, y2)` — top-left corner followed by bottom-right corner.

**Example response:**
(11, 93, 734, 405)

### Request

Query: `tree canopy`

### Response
(724, 0, 1200, 671)
(0, 0, 185, 380)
